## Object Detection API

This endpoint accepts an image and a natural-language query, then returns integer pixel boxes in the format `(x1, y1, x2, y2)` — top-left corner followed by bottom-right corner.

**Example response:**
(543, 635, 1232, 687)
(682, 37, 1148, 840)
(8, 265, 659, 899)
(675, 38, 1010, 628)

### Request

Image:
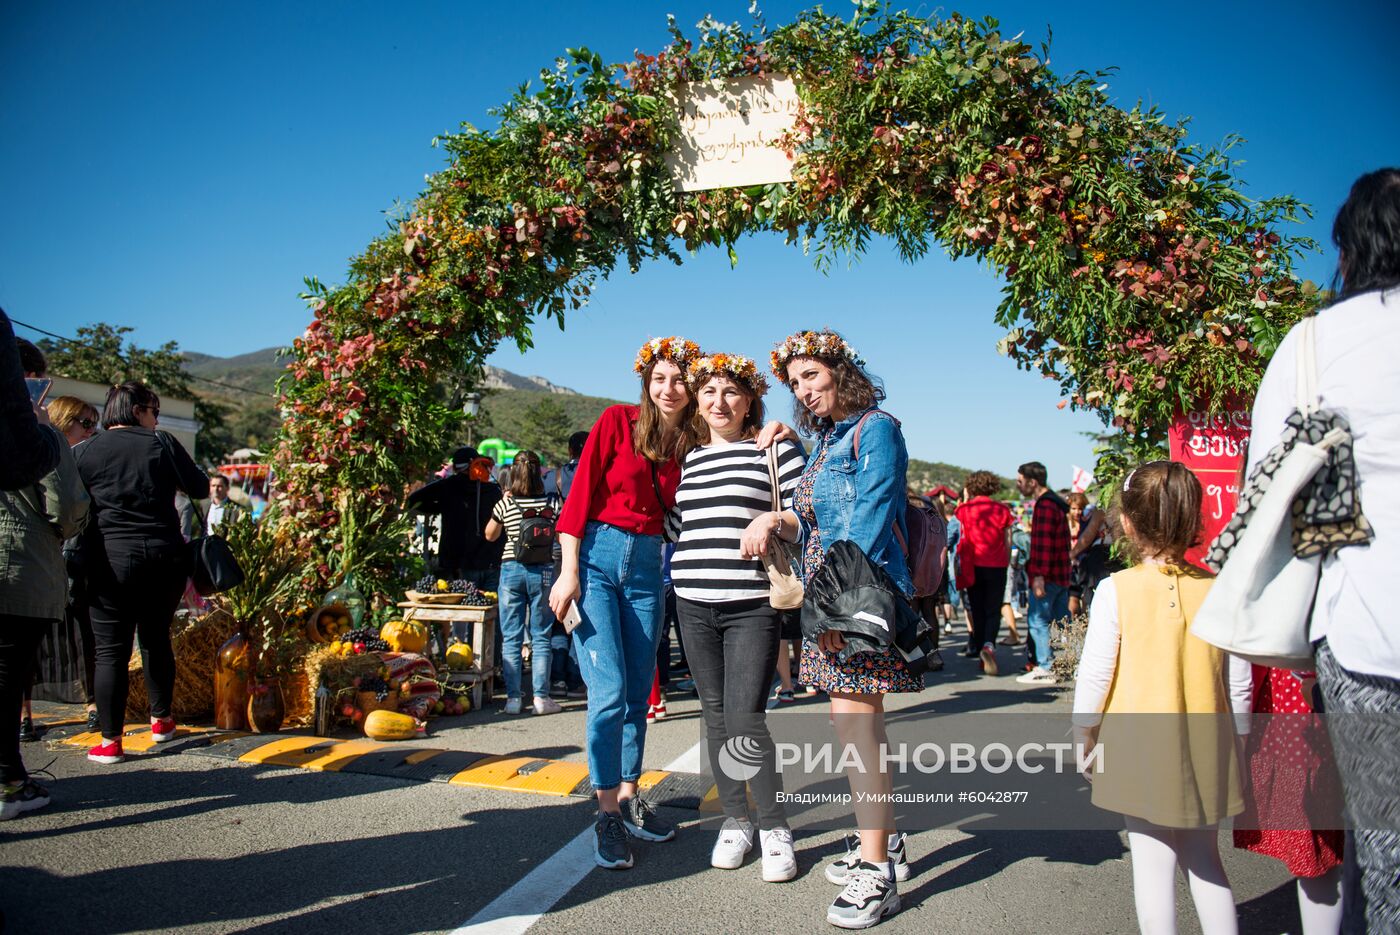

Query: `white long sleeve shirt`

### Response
(1072, 574, 1254, 733)
(1246, 288, 1400, 679)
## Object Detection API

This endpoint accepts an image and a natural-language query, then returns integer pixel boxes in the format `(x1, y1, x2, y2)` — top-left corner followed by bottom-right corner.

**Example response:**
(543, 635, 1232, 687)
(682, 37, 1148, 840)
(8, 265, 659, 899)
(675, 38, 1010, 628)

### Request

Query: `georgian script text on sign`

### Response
(665, 75, 800, 192)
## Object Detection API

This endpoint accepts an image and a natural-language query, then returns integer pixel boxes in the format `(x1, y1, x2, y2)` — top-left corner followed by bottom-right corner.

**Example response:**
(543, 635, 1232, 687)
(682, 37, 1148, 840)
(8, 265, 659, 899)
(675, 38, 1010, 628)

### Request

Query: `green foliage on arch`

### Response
(276, 5, 1318, 589)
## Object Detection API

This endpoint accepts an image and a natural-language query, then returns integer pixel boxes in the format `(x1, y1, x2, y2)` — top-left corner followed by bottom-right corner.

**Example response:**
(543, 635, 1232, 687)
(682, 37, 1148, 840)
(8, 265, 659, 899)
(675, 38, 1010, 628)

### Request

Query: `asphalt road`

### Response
(1, 641, 1305, 934)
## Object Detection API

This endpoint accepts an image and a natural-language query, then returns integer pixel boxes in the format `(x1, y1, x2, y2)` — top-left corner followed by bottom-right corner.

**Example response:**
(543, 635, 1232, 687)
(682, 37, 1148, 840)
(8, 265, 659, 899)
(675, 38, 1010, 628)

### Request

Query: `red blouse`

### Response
(955, 496, 1014, 568)
(555, 404, 680, 538)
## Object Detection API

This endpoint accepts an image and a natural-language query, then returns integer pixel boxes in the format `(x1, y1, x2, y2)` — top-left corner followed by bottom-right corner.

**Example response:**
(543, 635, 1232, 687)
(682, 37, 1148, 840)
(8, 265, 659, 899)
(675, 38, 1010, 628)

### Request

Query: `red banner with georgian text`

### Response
(1168, 401, 1252, 568)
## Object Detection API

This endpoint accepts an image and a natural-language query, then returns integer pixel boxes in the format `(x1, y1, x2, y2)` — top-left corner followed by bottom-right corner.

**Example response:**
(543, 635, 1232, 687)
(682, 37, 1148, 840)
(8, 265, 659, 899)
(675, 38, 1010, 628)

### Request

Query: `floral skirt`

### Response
(798, 639, 925, 694)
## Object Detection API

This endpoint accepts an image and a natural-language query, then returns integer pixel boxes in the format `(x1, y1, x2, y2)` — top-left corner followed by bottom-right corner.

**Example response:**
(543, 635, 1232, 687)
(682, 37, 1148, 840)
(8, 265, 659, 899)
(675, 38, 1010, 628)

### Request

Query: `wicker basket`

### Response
(405, 590, 464, 605)
(356, 690, 400, 715)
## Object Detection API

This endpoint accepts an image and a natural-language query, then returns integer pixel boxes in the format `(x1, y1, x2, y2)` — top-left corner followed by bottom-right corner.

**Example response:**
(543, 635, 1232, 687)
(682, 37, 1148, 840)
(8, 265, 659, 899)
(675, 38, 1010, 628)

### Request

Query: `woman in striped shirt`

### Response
(668, 352, 806, 883)
(484, 451, 561, 716)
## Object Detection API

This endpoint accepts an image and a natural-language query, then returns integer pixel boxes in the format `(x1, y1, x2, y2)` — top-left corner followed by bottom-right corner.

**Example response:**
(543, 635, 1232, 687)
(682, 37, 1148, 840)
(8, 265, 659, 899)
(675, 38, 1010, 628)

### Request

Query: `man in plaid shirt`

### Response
(1014, 461, 1071, 684)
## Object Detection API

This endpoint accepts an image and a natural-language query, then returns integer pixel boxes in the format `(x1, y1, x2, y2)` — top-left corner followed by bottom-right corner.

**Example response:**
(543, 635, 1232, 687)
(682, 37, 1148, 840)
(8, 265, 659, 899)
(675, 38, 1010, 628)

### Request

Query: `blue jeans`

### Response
(498, 561, 554, 700)
(1027, 581, 1069, 669)
(575, 522, 664, 791)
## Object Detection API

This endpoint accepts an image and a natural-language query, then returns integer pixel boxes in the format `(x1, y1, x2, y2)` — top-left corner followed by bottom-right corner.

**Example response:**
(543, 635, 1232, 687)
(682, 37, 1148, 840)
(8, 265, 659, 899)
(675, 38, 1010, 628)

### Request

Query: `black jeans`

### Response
(676, 595, 786, 829)
(87, 539, 188, 738)
(0, 615, 48, 783)
(656, 586, 685, 685)
(966, 566, 1008, 653)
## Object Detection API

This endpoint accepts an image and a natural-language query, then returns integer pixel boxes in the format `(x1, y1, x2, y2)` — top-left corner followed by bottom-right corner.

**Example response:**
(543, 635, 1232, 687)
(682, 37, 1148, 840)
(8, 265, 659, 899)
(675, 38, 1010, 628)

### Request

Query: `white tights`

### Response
(1296, 867, 1343, 935)
(1124, 818, 1238, 935)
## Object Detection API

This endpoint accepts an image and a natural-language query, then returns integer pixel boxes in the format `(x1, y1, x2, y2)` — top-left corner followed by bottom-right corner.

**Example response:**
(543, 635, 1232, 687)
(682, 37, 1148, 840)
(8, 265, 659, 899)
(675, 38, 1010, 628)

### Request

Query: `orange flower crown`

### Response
(634, 336, 701, 375)
(687, 353, 769, 396)
(770, 329, 866, 382)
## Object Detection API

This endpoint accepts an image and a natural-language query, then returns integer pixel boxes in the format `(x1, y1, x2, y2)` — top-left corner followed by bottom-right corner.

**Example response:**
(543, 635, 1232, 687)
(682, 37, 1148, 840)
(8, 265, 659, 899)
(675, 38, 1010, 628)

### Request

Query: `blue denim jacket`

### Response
(797, 406, 912, 595)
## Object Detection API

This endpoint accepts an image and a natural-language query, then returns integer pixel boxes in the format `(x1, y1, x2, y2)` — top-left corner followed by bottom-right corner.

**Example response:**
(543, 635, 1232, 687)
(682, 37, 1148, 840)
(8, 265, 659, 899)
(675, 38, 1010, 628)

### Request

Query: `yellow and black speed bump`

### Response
(340, 748, 491, 783)
(44, 709, 724, 811)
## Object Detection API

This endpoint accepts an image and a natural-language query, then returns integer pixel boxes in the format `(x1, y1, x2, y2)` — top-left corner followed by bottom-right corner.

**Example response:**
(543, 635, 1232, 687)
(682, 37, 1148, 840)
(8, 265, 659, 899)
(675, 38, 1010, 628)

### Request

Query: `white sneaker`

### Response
(825, 832, 910, 884)
(533, 696, 562, 715)
(827, 861, 900, 929)
(759, 827, 797, 882)
(1015, 666, 1057, 685)
(710, 817, 753, 869)
(503, 697, 524, 715)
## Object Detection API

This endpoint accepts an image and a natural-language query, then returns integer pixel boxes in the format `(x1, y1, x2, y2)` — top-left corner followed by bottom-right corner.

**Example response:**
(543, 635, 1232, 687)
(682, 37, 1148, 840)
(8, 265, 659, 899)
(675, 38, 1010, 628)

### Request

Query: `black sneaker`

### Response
(18, 717, 38, 743)
(0, 779, 51, 821)
(593, 812, 633, 869)
(828, 860, 900, 928)
(620, 795, 676, 842)
(86, 710, 100, 730)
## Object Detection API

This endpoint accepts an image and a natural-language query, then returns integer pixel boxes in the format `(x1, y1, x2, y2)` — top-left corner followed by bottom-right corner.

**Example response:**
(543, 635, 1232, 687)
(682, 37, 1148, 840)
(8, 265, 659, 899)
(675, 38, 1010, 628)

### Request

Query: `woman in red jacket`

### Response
(954, 471, 1014, 676)
(549, 337, 699, 870)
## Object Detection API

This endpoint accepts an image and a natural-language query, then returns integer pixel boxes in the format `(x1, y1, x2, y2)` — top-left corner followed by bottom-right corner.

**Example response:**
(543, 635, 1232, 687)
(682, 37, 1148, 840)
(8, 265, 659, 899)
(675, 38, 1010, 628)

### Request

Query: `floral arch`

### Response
(276, 6, 1318, 593)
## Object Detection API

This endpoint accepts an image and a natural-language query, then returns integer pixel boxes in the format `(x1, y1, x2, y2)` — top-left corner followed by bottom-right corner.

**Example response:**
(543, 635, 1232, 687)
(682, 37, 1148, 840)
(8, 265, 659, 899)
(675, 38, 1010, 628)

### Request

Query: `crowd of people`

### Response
(1, 167, 1397, 932)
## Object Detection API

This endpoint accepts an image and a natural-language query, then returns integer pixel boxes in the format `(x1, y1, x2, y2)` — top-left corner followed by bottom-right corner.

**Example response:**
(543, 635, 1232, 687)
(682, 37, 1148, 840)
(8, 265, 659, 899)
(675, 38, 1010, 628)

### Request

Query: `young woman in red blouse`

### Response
(548, 337, 699, 870)
(953, 471, 1014, 676)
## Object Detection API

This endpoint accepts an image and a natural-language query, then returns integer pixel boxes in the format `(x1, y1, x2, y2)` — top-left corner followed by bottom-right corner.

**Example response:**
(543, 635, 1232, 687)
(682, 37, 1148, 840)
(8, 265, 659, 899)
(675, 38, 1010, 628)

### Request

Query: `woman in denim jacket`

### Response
(744, 329, 920, 929)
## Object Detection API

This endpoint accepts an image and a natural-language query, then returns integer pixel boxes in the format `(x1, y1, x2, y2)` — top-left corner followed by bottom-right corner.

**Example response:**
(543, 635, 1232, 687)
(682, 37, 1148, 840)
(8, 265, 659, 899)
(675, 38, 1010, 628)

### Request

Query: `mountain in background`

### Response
(182, 347, 1002, 489)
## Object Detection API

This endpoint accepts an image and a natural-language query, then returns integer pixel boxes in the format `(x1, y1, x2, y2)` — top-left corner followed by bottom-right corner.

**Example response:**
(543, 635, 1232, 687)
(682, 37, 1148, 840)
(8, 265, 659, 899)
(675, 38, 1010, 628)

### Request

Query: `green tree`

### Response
(40, 322, 230, 461)
(517, 397, 573, 464)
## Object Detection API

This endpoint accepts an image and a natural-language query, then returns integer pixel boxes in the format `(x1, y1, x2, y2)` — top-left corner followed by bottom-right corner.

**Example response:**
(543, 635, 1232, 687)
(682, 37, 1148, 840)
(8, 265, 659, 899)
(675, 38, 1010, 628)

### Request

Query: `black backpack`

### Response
(513, 497, 559, 565)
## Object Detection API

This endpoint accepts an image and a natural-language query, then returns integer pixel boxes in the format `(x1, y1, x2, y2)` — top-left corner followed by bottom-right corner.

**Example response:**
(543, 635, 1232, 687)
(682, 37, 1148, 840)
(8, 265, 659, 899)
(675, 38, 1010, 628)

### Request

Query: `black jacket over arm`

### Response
(0, 309, 61, 490)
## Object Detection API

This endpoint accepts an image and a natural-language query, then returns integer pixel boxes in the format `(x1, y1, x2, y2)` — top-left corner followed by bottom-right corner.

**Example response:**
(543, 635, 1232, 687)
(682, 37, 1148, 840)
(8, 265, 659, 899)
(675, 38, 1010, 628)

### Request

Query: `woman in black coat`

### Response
(76, 381, 208, 764)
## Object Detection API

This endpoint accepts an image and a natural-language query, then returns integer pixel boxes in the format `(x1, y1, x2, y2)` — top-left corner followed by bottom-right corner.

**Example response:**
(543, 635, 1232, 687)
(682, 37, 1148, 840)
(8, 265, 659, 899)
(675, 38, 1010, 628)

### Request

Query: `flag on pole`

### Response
(1071, 465, 1093, 493)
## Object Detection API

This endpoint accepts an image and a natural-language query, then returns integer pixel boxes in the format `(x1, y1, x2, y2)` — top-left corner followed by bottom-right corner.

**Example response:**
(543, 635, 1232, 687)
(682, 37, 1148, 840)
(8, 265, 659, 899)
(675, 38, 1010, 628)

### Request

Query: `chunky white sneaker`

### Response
(825, 832, 910, 884)
(1015, 666, 1057, 685)
(532, 696, 562, 715)
(710, 817, 753, 869)
(759, 827, 797, 882)
(827, 861, 900, 929)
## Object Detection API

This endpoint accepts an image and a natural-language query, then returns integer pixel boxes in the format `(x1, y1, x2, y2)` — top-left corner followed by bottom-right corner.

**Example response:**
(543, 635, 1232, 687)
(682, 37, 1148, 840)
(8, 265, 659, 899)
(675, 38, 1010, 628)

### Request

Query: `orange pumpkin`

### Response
(379, 618, 429, 654)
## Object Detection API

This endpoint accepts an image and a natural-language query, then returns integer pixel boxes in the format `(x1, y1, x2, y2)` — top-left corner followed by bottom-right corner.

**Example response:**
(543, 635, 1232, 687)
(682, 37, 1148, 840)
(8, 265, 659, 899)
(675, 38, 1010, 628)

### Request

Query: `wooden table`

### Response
(397, 602, 497, 710)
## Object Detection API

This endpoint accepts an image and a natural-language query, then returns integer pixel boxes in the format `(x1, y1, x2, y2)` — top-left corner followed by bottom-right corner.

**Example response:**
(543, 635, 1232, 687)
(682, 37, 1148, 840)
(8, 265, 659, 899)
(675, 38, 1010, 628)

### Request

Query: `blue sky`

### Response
(3, 1, 1397, 477)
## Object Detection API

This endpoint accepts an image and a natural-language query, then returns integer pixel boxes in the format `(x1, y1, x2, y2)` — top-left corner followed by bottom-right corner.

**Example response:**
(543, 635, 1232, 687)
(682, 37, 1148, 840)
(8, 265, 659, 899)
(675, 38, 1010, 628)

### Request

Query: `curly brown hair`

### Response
(1114, 461, 1202, 565)
(964, 470, 1001, 497)
(783, 354, 884, 435)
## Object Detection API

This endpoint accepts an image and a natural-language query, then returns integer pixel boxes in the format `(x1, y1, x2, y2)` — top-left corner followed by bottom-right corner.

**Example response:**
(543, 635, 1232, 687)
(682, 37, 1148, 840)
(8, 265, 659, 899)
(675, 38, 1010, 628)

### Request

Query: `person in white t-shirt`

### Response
(1244, 167, 1400, 933)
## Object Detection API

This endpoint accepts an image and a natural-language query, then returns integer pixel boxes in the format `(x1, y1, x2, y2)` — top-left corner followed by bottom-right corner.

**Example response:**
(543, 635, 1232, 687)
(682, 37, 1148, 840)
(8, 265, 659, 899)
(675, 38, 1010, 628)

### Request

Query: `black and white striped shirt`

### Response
(491, 493, 560, 558)
(668, 439, 806, 603)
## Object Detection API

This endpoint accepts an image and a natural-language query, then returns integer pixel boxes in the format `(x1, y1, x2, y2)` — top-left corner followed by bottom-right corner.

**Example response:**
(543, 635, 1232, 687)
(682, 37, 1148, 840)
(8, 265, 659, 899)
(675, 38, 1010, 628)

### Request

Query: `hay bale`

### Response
(126, 610, 236, 721)
(299, 645, 383, 716)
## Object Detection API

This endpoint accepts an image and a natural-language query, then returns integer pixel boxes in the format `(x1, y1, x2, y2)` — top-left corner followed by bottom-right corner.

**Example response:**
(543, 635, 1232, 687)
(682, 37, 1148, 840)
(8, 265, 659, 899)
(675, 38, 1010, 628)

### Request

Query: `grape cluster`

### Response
(414, 574, 493, 606)
(358, 676, 392, 701)
(344, 628, 390, 653)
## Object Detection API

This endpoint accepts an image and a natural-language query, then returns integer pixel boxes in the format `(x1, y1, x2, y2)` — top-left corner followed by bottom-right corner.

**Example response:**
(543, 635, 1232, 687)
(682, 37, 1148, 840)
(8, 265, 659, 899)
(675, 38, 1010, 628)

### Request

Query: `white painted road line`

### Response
(455, 687, 787, 934)
(450, 824, 597, 935)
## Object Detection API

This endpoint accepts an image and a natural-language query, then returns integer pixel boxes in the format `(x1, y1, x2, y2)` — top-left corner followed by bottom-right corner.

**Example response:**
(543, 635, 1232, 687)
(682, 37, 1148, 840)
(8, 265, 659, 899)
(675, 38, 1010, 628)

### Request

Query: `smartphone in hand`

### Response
(26, 377, 52, 406)
(562, 601, 583, 635)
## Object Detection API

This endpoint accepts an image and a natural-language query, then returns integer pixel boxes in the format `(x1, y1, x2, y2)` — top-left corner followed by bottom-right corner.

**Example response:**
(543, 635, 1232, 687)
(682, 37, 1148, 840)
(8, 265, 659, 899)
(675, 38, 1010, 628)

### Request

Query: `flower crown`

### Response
(770, 329, 866, 381)
(687, 353, 769, 396)
(634, 336, 701, 375)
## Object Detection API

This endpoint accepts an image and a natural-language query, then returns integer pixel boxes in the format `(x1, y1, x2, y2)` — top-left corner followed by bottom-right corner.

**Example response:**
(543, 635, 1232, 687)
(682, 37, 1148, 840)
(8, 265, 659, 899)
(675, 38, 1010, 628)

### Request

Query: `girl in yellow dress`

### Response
(1073, 461, 1253, 935)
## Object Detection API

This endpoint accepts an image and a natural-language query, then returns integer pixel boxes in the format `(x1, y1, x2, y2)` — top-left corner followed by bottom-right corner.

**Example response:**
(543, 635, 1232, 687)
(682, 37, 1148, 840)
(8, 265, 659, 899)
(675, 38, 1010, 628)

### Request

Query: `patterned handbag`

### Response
(761, 444, 804, 610)
(1191, 317, 1368, 668)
